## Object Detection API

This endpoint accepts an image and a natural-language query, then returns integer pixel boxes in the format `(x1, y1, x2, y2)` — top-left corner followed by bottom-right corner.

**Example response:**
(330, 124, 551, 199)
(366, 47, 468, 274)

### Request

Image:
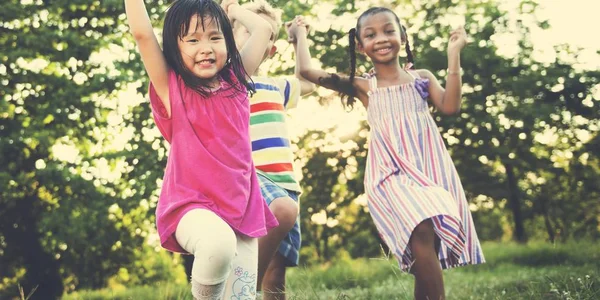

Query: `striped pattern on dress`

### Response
(364, 71, 485, 271)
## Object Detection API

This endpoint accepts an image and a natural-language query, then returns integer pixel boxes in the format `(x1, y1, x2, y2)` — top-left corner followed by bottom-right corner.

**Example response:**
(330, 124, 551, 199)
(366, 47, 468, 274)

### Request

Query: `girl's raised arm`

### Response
(291, 20, 369, 106)
(285, 17, 315, 96)
(125, 0, 170, 115)
(420, 26, 468, 115)
(223, 0, 272, 76)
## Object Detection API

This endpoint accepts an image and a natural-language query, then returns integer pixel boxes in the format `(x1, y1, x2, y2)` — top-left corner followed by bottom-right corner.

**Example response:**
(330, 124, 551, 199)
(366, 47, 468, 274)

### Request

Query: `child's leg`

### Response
(256, 175, 299, 294)
(409, 219, 445, 300)
(261, 202, 301, 300)
(175, 209, 237, 300)
(223, 235, 259, 299)
(257, 196, 297, 286)
(261, 253, 288, 300)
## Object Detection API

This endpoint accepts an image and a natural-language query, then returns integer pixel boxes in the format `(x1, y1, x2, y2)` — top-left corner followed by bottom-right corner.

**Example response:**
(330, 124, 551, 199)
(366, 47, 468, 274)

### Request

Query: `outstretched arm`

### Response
(290, 19, 369, 105)
(286, 17, 315, 96)
(222, 0, 272, 76)
(423, 26, 468, 115)
(125, 0, 170, 115)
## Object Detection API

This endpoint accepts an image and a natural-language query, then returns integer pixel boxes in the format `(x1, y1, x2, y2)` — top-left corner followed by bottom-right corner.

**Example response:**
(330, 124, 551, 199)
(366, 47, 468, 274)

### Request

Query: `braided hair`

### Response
(319, 7, 414, 108)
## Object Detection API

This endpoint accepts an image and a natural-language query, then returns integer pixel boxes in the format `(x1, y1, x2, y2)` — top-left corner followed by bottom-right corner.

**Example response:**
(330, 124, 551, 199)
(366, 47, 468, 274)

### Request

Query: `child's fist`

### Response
(285, 16, 309, 43)
(447, 25, 468, 55)
(220, 0, 239, 15)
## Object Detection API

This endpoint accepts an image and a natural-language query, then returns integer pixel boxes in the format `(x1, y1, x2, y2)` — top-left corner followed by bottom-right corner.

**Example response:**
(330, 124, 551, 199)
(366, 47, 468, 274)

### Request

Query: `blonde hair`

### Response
(240, 0, 282, 39)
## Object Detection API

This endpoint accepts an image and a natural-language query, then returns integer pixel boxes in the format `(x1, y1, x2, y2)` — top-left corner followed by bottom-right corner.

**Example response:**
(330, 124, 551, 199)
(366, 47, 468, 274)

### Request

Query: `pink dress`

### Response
(149, 69, 279, 253)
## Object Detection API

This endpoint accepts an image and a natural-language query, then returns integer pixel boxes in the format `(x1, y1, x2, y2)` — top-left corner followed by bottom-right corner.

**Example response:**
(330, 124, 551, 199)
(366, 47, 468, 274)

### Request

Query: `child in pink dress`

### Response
(125, 0, 278, 298)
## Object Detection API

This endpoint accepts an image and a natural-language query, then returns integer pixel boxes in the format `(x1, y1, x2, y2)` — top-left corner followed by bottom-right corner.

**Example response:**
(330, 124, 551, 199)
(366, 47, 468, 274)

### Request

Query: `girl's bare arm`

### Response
(421, 26, 468, 115)
(224, 0, 272, 76)
(125, 0, 170, 115)
(293, 23, 369, 106)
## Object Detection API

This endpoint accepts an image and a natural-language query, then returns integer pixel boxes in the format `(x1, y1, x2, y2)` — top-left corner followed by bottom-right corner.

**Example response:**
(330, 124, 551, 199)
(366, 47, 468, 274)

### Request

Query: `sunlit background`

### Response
(2, 0, 600, 298)
(41, 0, 600, 182)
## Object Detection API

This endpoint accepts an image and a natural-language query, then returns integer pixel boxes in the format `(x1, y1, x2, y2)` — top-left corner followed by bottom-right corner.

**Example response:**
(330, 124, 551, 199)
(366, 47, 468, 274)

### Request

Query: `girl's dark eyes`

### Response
(364, 30, 394, 38)
(185, 37, 222, 42)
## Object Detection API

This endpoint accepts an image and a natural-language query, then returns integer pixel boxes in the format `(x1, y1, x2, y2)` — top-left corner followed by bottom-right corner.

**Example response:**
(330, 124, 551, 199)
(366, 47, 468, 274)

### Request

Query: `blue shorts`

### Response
(257, 173, 301, 267)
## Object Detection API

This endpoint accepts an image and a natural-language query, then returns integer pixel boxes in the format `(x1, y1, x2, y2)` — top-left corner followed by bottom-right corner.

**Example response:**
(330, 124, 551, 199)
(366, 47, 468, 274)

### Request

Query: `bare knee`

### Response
(410, 220, 436, 253)
(270, 197, 298, 232)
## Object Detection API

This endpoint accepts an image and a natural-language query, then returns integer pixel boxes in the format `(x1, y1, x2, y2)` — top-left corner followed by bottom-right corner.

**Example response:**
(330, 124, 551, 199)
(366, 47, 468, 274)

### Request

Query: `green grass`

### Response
(63, 241, 600, 300)
(63, 283, 191, 300)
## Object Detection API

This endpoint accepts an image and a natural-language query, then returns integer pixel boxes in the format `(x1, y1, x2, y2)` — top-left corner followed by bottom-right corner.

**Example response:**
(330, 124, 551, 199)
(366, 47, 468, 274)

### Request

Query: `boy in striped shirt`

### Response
(230, 1, 315, 299)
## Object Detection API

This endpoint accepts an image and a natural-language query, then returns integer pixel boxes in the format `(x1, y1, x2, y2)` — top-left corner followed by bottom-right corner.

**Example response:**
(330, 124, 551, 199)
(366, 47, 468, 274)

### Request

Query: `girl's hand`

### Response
(447, 25, 467, 55)
(285, 16, 309, 43)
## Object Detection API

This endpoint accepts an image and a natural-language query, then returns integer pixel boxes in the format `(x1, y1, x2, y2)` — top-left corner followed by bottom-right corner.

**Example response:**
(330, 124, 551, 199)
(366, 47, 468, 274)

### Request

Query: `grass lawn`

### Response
(63, 241, 600, 299)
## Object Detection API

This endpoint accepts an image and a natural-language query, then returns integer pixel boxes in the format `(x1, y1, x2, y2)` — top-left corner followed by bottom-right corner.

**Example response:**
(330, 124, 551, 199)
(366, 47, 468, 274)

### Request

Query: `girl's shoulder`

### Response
(414, 69, 435, 81)
(350, 76, 370, 107)
(354, 75, 370, 91)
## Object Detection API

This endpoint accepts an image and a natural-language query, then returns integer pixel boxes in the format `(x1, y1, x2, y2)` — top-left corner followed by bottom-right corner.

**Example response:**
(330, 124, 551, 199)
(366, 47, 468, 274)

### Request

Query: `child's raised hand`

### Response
(294, 16, 309, 31)
(285, 16, 309, 44)
(220, 0, 239, 16)
(447, 25, 468, 55)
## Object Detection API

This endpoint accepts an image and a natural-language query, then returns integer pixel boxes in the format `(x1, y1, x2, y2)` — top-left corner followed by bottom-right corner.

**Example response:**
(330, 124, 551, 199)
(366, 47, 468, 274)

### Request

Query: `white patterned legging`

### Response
(175, 209, 258, 300)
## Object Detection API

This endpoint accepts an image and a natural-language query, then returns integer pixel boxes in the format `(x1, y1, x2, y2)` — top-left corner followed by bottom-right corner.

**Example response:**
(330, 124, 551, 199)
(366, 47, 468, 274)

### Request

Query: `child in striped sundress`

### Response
(288, 8, 484, 300)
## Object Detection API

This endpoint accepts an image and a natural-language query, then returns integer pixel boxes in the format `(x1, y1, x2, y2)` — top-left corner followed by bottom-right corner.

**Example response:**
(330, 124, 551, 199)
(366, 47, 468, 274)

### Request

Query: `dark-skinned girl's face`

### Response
(357, 12, 403, 64)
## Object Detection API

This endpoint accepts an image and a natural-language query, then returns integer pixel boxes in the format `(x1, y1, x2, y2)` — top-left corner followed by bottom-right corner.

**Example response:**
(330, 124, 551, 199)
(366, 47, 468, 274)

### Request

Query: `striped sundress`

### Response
(364, 70, 485, 271)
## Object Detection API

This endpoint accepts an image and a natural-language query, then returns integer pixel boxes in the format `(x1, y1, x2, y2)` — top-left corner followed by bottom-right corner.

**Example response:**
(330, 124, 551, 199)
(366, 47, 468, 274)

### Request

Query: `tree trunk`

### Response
(540, 198, 556, 243)
(323, 228, 330, 261)
(3, 196, 63, 300)
(505, 163, 527, 242)
(314, 227, 322, 260)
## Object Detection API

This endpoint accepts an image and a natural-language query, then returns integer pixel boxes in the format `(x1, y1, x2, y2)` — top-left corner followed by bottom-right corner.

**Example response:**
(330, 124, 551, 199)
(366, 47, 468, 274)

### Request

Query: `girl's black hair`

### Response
(321, 7, 413, 108)
(162, 0, 252, 96)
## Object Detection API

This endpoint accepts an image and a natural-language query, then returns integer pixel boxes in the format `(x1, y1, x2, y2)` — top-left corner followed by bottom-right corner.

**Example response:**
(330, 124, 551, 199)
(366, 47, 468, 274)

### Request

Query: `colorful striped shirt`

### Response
(249, 76, 301, 192)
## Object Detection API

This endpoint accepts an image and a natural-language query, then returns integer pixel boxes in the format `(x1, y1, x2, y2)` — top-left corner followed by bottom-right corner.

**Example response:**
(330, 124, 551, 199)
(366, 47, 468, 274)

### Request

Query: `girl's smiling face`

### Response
(357, 12, 403, 64)
(178, 15, 228, 87)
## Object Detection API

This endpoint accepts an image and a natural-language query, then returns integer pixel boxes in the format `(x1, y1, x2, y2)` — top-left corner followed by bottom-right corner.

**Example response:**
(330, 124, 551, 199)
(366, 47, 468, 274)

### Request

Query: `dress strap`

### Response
(404, 63, 419, 80)
(368, 75, 378, 92)
(407, 70, 418, 80)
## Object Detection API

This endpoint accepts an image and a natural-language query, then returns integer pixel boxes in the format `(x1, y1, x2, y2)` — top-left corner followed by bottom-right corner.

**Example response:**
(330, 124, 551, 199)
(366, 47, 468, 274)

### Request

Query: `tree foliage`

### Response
(1, 0, 598, 297)
(1, 0, 169, 298)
